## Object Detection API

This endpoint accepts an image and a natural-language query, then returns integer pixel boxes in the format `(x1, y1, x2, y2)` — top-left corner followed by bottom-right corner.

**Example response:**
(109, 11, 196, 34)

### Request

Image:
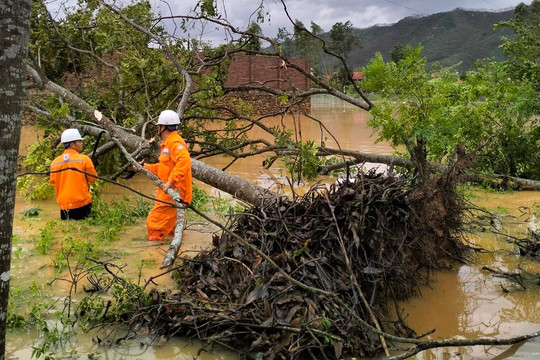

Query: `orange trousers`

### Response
(146, 203, 177, 241)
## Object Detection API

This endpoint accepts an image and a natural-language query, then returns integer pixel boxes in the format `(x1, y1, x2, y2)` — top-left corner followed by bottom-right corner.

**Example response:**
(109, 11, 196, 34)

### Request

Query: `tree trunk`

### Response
(320, 146, 540, 190)
(25, 69, 540, 216)
(0, 0, 31, 357)
(29, 73, 280, 208)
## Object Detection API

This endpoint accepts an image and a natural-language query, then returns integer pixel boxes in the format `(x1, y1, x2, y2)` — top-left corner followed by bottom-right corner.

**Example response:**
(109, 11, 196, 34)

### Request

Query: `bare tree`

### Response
(0, 0, 32, 356)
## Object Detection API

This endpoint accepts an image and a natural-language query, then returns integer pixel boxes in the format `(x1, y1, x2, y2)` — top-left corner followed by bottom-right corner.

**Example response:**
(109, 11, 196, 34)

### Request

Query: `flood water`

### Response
(10, 96, 540, 359)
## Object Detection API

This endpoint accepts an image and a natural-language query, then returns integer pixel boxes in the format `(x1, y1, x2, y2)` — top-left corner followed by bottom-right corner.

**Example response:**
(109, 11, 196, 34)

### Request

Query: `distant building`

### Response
(323, 70, 364, 82)
(352, 71, 364, 81)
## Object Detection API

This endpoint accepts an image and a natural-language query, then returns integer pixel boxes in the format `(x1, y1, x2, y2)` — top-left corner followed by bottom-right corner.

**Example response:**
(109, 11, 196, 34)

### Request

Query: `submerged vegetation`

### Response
(12, 169, 540, 359)
(7, 195, 155, 359)
(6, 0, 540, 359)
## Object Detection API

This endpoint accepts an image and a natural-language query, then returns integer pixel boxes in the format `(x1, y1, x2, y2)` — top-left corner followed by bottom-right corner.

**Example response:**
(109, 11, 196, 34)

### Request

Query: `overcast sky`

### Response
(151, 0, 531, 44)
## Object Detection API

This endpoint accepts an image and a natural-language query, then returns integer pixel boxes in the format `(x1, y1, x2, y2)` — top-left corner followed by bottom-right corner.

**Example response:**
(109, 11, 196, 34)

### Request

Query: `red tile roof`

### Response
(352, 71, 364, 81)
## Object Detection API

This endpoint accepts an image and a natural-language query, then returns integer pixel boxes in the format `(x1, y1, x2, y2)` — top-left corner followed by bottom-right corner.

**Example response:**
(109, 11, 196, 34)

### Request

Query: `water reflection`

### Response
(401, 190, 540, 359)
(310, 105, 387, 154)
(7, 328, 238, 360)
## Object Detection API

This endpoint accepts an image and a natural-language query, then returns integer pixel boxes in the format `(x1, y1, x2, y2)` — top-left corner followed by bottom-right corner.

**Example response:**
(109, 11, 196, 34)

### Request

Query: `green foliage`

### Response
(76, 295, 108, 328)
(30, 1, 71, 82)
(89, 140, 123, 176)
(495, 206, 510, 214)
(53, 236, 102, 274)
(213, 196, 245, 218)
(6, 313, 26, 330)
(240, 22, 263, 51)
(294, 20, 324, 73)
(189, 185, 244, 222)
(328, 21, 360, 61)
(29, 0, 179, 129)
(390, 43, 406, 64)
(77, 280, 150, 326)
(281, 140, 321, 182)
(362, 45, 460, 161)
(31, 320, 77, 360)
(197, 0, 218, 17)
(191, 185, 211, 210)
(17, 139, 55, 200)
(35, 221, 58, 255)
(362, 38, 540, 180)
(487, 1, 540, 177)
(7, 281, 53, 331)
(192, 70, 225, 104)
(11, 239, 23, 259)
(110, 283, 151, 319)
(7, 288, 29, 329)
(495, 0, 540, 92)
(533, 203, 540, 216)
(276, 27, 295, 57)
(468, 61, 540, 179)
(86, 197, 150, 242)
(21, 206, 41, 218)
(273, 127, 328, 182)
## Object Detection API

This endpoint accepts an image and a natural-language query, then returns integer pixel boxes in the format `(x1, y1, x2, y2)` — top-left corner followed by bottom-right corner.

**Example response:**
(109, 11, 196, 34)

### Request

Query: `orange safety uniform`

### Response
(144, 131, 192, 241)
(50, 149, 98, 210)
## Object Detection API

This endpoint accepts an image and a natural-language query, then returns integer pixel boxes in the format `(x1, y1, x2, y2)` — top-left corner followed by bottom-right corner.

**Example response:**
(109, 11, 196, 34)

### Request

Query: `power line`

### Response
(381, 0, 426, 15)
(478, 0, 503, 8)
(381, 0, 507, 17)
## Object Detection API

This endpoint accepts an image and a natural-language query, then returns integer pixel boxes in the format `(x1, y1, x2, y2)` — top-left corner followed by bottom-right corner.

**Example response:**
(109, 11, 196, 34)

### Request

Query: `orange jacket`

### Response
(145, 131, 192, 204)
(50, 149, 98, 210)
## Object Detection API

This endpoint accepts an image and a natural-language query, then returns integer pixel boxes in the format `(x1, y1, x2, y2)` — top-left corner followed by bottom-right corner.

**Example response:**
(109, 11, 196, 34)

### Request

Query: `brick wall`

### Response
(225, 55, 310, 91)
(223, 55, 311, 114)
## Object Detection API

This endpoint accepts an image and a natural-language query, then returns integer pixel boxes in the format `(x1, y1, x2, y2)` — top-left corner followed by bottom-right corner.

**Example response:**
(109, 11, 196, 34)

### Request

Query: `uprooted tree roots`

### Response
(127, 171, 469, 359)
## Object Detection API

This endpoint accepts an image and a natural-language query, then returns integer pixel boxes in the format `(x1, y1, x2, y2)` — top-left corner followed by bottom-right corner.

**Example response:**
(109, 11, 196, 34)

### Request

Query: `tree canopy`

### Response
(16, 0, 540, 203)
(361, 0, 540, 181)
(5, 0, 540, 358)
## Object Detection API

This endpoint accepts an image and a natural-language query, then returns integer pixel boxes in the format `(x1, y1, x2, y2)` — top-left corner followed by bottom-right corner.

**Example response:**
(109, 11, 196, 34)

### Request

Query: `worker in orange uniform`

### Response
(142, 110, 192, 241)
(50, 128, 98, 220)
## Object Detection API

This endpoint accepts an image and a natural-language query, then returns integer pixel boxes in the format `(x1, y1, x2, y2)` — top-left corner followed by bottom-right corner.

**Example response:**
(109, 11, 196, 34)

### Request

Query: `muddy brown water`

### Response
(9, 97, 540, 359)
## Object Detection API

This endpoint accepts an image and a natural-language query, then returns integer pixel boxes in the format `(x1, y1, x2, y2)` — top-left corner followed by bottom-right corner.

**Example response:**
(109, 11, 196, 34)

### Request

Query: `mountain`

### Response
(346, 8, 515, 72)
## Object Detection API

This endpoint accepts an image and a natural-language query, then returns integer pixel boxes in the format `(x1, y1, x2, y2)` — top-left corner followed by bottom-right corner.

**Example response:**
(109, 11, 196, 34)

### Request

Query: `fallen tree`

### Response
(124, 146, 471, 359)
(17, 1, 540, 358)
(22, 0, 540, 211)
(74, 166, 540, 359)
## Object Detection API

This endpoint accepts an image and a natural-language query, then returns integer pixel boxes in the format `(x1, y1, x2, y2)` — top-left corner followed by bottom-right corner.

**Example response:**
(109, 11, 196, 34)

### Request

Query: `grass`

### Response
(86, 196, 151, 242)
(7, 185, 236, 358)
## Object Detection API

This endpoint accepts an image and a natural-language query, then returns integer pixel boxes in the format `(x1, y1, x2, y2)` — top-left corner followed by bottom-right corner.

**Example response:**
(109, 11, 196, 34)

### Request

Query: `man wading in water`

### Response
(50, 128, 98, 220)
(134, 110, 193, 241)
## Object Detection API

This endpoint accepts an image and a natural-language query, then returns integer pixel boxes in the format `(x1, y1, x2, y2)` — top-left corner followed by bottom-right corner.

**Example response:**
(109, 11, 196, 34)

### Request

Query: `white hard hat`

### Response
(157, 110, 180, 125)
(61, 128, 83, 143)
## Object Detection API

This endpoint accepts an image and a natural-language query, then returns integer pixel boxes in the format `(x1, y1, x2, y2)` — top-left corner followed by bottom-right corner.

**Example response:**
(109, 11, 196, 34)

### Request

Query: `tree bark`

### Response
(319, 147, 540, 190)
(0, 0, 31, 356)
(24, 70, 280, 208)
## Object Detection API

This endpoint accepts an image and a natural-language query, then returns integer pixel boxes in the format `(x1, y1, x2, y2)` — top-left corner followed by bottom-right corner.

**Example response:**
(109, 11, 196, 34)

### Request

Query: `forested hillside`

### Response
(348, 8, 515, 71)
